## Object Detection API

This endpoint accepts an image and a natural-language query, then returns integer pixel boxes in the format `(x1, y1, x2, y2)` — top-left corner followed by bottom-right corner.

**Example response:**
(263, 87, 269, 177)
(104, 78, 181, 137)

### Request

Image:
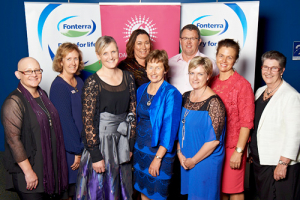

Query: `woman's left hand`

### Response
(149, 158, 162, 177)
(274, 164, 287, 181)
(71, 155, 81, 170)
(185, 158, 196, 169)
(230, 151, 242, 169)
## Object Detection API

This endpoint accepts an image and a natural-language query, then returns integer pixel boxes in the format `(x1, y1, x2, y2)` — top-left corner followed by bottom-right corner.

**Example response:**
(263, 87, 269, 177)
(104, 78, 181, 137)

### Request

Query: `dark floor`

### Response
(0, 151, 259, 200)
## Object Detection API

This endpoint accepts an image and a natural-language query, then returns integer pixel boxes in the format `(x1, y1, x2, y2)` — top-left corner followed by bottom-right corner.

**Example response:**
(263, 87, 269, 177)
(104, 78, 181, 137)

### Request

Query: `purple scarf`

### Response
(18, 83, 68, 194)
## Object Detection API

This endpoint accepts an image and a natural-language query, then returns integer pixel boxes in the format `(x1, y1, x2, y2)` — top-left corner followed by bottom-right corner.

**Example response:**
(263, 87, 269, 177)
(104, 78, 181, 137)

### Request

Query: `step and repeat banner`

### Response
(24, 2, 259, 93)
(181, 2, 259, 89)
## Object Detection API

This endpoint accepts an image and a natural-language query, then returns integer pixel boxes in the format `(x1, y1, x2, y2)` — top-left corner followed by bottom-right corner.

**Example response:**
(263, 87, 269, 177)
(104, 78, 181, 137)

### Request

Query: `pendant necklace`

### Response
(264, 79, 282, 100)
(38, 96, 53, 127)
(181, 86, 207, 148)
(147, 93, 155, 106)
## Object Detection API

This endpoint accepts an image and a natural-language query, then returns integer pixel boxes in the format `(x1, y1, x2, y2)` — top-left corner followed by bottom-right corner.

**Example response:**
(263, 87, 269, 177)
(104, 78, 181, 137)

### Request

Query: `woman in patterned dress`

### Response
(76, 36, 136, 200)
(133, 50, 182, 200)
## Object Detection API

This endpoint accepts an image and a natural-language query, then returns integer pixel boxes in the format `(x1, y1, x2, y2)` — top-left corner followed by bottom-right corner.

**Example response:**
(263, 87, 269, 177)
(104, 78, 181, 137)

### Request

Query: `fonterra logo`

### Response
(123, 15, 157, 42)
(57, 16, 96, 37)
(192, 15, 228, 37)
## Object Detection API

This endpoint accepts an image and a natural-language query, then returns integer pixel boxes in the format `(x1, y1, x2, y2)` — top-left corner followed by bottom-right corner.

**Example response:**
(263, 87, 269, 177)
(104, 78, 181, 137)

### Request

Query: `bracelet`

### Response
(278, 160, 288, 166)
(177, 149, 181, 154)
(155, 155, 162, 159)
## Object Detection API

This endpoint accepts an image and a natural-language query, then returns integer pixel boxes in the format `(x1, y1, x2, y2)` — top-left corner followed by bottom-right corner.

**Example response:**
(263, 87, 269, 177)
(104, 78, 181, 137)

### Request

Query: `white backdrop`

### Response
(25, 3, 102, 93)
(181, 2, 259, 89)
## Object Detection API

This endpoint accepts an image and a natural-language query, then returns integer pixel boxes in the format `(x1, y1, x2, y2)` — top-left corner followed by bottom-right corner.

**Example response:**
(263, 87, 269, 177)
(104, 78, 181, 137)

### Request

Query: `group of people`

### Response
(1, 24, 299, 200)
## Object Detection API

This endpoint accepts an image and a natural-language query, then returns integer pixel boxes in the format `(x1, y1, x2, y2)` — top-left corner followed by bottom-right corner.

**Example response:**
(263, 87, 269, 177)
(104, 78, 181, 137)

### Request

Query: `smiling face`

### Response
(189, 65, 208, 90)
(61, 50, 79, 76)
(96, 42, 119, 69)
(261, 59, 284, 86)
(146, 61, 166, 84)
(15, 57, 42, 90)
(180, 29, 201, 57)
(216, 46, 237, 73)
(134, 34, 151, 61)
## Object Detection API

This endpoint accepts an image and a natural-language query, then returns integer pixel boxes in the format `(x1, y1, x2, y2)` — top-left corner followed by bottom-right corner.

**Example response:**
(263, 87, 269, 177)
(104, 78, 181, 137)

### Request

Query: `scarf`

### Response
(18, 83, 68, 194)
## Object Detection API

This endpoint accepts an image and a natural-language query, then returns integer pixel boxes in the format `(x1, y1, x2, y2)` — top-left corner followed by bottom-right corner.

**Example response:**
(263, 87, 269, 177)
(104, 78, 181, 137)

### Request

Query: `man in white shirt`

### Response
(168, 24, 218, 94)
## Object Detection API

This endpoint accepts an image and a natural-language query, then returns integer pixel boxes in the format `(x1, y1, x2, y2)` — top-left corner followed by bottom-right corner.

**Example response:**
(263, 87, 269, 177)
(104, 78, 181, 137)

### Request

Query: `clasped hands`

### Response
(178, 153, 196, 170)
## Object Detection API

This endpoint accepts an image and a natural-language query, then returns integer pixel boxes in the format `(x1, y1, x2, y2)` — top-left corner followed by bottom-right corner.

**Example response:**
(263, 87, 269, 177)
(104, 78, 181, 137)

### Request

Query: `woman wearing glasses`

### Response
(50, 43, 85, 200)
(1, 57, 68, 199)
(210, 39, 255, 200)
(249, 51, 300, 200)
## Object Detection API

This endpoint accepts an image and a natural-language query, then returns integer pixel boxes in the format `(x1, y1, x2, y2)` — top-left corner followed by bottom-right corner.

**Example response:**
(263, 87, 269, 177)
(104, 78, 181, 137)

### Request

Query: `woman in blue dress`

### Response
(177, 56, 226, 200)
(133, 50, 182, 200)
(50, 42, 85, 200)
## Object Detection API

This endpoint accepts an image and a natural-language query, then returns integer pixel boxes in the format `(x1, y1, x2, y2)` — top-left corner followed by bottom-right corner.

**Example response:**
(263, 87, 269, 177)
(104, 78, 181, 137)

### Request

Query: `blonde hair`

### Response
(188, 56, 213, 78)
(95, 36, 118, 55)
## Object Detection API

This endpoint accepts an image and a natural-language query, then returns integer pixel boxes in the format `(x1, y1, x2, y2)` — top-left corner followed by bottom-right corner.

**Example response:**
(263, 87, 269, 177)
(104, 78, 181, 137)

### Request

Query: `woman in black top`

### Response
(118, 29, 152, 88)
(1, 57, 68, 200)
(76, 36, 136, 200)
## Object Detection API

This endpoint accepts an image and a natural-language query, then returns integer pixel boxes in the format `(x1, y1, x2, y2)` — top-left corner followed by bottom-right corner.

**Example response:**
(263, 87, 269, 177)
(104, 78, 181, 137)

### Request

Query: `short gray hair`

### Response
(261, 50, 286, 69)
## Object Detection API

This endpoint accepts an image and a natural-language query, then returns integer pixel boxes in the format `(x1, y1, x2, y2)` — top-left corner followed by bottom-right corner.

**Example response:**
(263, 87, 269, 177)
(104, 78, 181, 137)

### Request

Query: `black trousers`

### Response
(252, 155, 300, 200)
(12, 175, 61, 200)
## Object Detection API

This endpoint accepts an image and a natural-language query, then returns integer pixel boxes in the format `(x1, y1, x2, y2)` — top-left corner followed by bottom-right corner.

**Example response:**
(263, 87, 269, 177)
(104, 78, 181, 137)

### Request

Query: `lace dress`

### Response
(133, 91, 176, 200)
(210, 71, 254, 193)
(178, 93, 226, 200)
(118, 57, 149, 88)
(76, 71, 136, 200)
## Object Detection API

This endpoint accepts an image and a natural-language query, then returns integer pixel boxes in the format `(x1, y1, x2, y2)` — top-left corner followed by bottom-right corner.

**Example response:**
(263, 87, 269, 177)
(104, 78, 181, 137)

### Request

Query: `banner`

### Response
(181, 2, 259, 89)
(100, 3, 181, 61)
(25, 3, 180, 93)
(25, 3, 102, 93)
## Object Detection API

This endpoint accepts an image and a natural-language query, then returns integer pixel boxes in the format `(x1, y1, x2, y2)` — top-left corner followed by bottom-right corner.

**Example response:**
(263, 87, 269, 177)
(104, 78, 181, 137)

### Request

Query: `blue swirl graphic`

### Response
(57, 16, 77, 31)
(87, 20, 96, 36)
(38, 4, 61, 49)
(48, 45, 55, 60)
(192, 15, 211, 24)
(219, 20, 228, 35)
(225, 3, 247, 47)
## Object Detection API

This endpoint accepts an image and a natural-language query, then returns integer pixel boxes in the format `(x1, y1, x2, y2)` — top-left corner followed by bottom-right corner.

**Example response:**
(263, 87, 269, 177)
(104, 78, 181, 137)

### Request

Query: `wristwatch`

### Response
(278, 160, 288, 166)
(235, 147, 244, 153)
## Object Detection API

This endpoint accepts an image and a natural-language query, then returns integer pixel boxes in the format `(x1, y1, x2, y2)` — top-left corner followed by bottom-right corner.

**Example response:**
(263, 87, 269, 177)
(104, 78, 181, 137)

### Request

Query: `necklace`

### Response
(147, 93, 155, 106)
(181, 86, 207, 148)
(264, 79, 282, 101)
(265, 79, 282, 96)
(38, 96, 53, 127)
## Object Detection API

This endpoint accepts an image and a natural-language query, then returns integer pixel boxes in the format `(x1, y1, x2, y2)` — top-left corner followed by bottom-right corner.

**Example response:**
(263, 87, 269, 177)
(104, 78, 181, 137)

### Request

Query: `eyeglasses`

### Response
(261, 66, 281, 72)
(181, 37, 199, 41)
(18, 69, 43, 75)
